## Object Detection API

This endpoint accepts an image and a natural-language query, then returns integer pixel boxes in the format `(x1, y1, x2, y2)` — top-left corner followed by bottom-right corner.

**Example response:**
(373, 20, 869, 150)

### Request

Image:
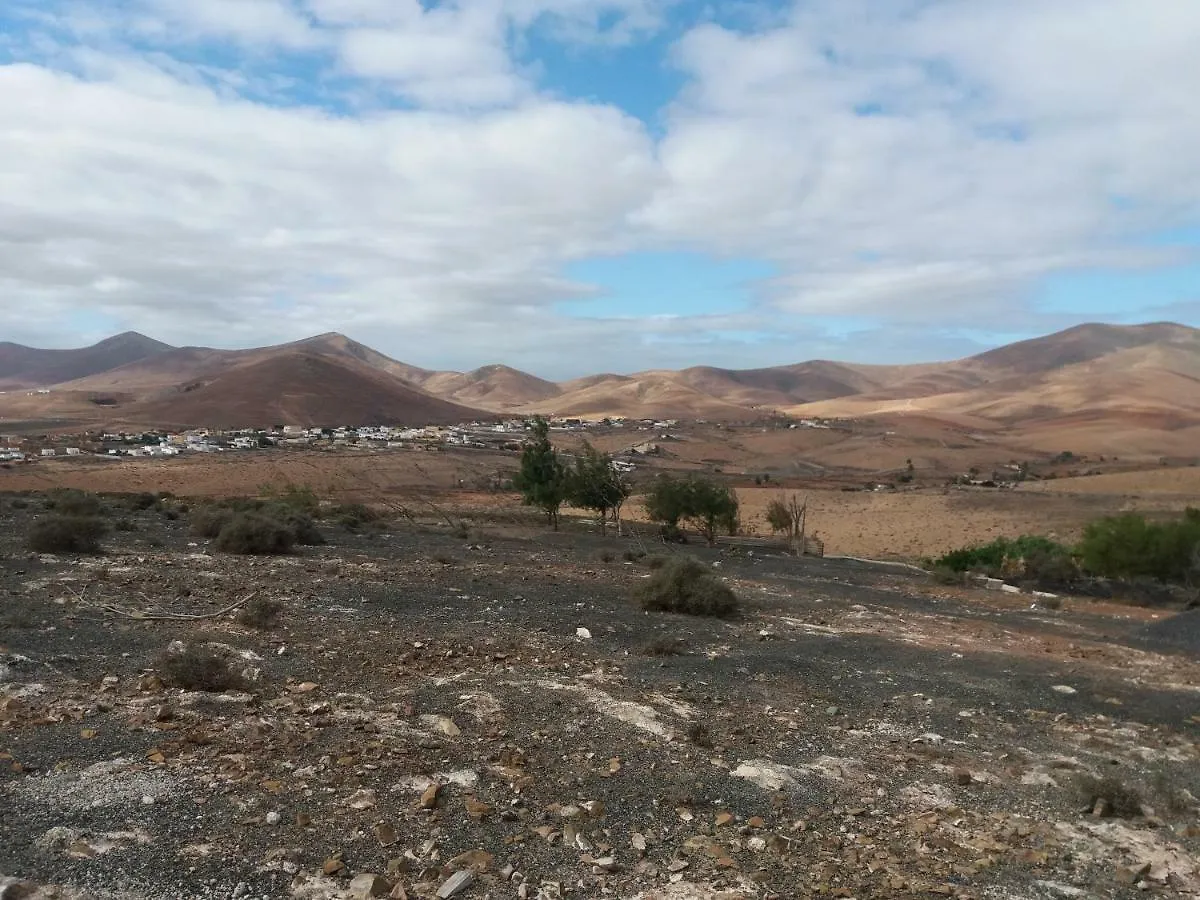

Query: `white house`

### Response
(65, 447, 82, 456)
(40, 448, 57, 457)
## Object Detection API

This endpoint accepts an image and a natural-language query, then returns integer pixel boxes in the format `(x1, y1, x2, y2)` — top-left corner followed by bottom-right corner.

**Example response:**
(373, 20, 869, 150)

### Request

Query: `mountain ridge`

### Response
(2, 322, 1197, 430)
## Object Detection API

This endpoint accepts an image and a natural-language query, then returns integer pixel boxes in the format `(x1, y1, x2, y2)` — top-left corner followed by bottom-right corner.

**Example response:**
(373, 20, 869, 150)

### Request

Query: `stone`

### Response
(465, 797, 492, 819)
(389, 885, 409, 900)
(1116, 862, 1152, 884)
(953, 769, 973, 786)
(631, 833, 647, 852)
(576, 627, 592, 639)
(436, 870, 475, 898)
(449, 849, 494, 872)
(826, 706, 840, 716)
(349, 874, 392, 898)
(348, 789, 378, 810)
(293, 681, 319, 693)
(420, 783, 441, 809)
(323, 857, 345, 876)
(667, 860, 689, 873)
(1051, 685, 1077, 695)
(266, 811, 282, 825)
(715, 812, 734, 827)
(421, 715, 462, 738)
(374, 823, 399, 846)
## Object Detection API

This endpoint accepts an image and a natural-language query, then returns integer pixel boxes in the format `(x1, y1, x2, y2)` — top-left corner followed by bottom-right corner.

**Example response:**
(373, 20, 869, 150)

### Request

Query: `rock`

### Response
(449, 849, 493, 872)
(1116, 862, 1152, 884)
(348, 789, 378, 810)
(436, 869, 475, 898)
(1093, 797, 1113, 818)
(266, 811, 282, 825)
(465, 797, 492, 819)
(374, 823, 399, 846)
(420, 783, 441, 809)
(1051, 685, 1077, 695)
(576, 627, 592, 639)
(715, 812, 734, 827)
(953, 768, 973, 786)
(825, 706, 840, 716)
(389, 884, 409, 900)
(323, 857, 345, 876)
(349, 874, 392, 898)
(631, 833, 647, 852)
(0, 878, 36, 900)
(293, 681, 319, 693)
(667, 859, 689, 872)
(592, 856, 617, 873)
(420, 715, 462, 738)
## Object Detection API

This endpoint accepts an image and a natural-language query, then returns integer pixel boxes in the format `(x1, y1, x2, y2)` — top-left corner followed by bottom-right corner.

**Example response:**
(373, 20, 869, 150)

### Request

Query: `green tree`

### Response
(513, 417, 567, 529)
(644, 474, 739, 546)
(566, 442, 631, 535)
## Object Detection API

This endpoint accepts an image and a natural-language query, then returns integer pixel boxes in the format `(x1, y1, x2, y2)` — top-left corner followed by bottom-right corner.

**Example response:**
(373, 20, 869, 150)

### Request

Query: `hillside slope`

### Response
(0, 332, 173, 389)
(127, 352, 487, 428)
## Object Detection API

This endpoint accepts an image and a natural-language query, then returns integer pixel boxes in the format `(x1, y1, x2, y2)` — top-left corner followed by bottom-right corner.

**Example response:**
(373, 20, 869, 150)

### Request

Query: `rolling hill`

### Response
(2, 322, 1197, 438)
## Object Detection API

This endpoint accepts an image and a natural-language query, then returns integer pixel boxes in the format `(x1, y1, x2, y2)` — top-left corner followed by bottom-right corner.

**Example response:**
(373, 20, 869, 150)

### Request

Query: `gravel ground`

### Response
(2, 495, 1199, 900)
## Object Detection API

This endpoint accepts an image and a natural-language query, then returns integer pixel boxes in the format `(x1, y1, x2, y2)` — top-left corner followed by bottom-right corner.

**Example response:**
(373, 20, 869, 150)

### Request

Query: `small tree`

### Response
(567, 443, 631, 535)
(644, 474, 738, 546)
(513, 417, 567, 529)
(766, 493, 807, 555)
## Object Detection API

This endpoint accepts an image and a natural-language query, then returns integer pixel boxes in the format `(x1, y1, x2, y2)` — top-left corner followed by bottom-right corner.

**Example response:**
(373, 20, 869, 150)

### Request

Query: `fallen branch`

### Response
(101, 592, 257, 622)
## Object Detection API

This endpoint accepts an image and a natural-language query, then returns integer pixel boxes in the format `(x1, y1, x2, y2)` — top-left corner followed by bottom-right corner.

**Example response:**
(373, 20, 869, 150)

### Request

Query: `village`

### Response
(0, 416, 695, 471)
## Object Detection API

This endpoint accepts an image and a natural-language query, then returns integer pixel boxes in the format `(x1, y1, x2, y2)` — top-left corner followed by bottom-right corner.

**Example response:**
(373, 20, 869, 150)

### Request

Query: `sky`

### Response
(1, 0, 1199, 379)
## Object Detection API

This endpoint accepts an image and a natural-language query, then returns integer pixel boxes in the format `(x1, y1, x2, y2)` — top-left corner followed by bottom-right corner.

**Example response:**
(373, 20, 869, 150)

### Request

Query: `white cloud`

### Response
(1, 0, 1199, 374)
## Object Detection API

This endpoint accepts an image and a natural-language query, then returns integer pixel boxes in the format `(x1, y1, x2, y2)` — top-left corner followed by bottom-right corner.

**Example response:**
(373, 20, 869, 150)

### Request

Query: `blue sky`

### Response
(1, 0, 1199, 377)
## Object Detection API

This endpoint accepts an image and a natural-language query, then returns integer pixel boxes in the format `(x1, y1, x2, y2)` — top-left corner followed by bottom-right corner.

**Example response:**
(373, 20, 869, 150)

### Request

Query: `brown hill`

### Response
(0, 332, 172, 389)
(421, 365, 562, 409)
(127, 351, 487, 428)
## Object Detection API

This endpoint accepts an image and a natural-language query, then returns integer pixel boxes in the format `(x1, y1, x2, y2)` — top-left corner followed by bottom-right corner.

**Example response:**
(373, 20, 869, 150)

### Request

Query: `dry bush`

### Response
(28, 515, 107, 554)
(685, 720, 714, 748)
(268, 505, 325, 546)
(642, 636, 688, 656)
(236, 596, 284, 630)
(598, 550, 616, 563)
(636, 557, 740, 618)
(190, 506, 235, 538)
(622, 549, 646, 563)
(1074, 773, 1143, 817)
(157, 646, 247, 692)
(432, 553, 459, 566)
(645, 554, 669, 570)
(47, 489, 104, 517)
(114, 517, 138, 532)
(930, 566, 967, 586)
(215, 513, 295, 555)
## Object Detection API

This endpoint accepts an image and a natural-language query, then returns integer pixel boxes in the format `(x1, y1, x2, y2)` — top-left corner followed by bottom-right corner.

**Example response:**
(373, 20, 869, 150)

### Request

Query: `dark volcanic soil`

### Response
(2, 495, 1199, 900)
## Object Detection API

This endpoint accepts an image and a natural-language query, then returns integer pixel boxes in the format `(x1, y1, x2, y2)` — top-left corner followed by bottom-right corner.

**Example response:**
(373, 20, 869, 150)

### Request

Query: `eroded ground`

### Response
(2, 501, 1199, 900)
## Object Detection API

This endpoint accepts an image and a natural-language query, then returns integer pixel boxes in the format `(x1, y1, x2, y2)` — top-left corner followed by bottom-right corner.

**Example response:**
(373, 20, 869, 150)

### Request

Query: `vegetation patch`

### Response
(215, 512, 296, 555)
(157, 646, 248, 693)
(236, 596, 284, 630)
(1073, 773, 1144, 818)
(28, 515, 108, 554)
(636, 556, 740, 618)
(45, 489, 104, 517)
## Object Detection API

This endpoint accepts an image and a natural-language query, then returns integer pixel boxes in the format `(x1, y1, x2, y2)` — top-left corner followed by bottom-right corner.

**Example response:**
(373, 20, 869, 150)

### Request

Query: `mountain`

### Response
(3, 322, 1197, 436)
(127, 351, 485, 428)
(0, 332, 172, 389)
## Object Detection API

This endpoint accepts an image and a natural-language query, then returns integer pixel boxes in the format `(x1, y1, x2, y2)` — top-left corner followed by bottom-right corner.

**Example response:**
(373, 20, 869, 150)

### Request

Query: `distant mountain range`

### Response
(1, 323, 1198, 436)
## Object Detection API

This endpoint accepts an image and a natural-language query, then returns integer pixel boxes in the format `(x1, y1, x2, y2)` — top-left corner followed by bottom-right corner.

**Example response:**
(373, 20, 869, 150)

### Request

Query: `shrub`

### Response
(930, 566, 967, 586)
(10, 497, 29, 510)
(46, 489, 103, 517)
(118, 492, 159, 511)
(260, 481, 321, 517)
(645, 554, 669, 570)
(1074, 773, 1143, 818)
(1078, 510, 1200, 583)
(215, 512, 295, 555)
(622, 549, 646, 563)
(330, 502, 381, 533)
(637, 557, 740, 618)
(933, 535, 1072, 576)
(266, 504, 325, 545)
(190, 506, 235, 538)
(114, 517, 138, 532)
(685, 720, 714, 748)
(28, 515, 107, 553)
(644, 475, 739, 546)
(157, 646, 247, 692)
(642, 636, 687, 656)
(598, 550, 615, 563)
(237, 596, 283, 629)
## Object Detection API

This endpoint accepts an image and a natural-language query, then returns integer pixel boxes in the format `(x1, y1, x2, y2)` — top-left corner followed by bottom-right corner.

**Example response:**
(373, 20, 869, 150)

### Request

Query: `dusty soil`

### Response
(2, 494, 1199, 900)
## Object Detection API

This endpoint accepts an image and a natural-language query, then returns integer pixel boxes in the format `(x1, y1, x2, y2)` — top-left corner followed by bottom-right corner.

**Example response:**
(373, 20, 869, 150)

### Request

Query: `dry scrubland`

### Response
(2, 449, 1198, 561)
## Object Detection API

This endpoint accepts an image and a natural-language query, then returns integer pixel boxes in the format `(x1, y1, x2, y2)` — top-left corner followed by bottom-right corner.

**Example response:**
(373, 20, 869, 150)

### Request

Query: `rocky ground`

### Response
(1, 497, 1199, 900)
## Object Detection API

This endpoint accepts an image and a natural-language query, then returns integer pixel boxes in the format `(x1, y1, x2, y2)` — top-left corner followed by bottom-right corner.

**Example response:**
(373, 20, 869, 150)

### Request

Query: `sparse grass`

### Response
(432, 553, 459, 566)
(27, 515, 108, 554)
(236, 596, 284, 630)
(9, 497, 29, 510)
(330, 502, 383, 533)
(636, 556, 740, 618)
(642, 636, 688, 656)
(268, 504, 325, 546)
(645, 554, 669, 570)
(114, 517, 138, 532)
(215, 512, 295, 555)
(157, 646, 248, 692)
(622, 549, 646, 563)
(598, 550, 615, 563)
(1074, 772, 1143, 818)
